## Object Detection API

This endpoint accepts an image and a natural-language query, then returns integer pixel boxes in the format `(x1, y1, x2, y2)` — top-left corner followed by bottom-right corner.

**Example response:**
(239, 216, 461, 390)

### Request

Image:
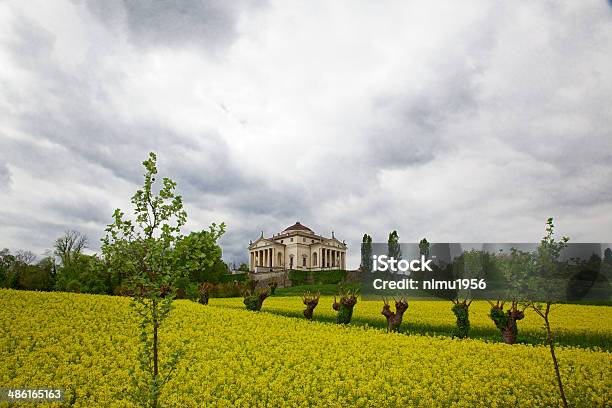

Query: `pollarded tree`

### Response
(333, 286, 358, 324)
(488, 250, 530, 345)
(302, 290, 320, 320)
(101, 152, 222, 408)
(381, 297, 408, 333)
(450, 249, 486, 339)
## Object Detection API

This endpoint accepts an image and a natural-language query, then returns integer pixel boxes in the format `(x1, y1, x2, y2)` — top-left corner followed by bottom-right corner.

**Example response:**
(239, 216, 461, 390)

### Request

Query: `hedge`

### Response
(289, 269, 348, 286)
(219, 273, 248, 283)
(288, 269, 309, 285)
(313, 269, 347, 284)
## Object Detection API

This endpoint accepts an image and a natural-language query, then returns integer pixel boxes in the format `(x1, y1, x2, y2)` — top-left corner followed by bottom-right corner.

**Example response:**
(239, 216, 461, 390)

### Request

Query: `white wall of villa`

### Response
(247, 222, 347, 272)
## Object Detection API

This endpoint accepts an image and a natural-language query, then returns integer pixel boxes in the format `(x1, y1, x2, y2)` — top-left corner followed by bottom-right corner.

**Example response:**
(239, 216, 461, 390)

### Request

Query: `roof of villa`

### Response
(282, 222, 313, 233)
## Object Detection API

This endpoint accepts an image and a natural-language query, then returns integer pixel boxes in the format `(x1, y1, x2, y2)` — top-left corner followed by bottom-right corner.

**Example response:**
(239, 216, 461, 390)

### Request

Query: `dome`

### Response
(283, 221, 313, 233)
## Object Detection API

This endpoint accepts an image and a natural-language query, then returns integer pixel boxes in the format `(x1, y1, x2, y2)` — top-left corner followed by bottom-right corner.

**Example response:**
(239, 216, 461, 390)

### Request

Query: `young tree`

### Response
(528, 218, 570, 408)
(360, 234, 373, 272)
(101, 152, 191, 408)
(503, 218, 570, 407)
(387, 231, 401, 260)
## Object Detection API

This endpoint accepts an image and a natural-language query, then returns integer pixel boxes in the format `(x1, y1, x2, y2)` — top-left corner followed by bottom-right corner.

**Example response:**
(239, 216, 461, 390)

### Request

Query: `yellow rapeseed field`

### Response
(1, 289, 611, 407)
(215, 296, 612, 348)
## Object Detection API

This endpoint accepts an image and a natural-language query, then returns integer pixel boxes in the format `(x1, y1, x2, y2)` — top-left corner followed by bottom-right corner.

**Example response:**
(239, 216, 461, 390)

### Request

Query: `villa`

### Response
(248, 222, 347, 272)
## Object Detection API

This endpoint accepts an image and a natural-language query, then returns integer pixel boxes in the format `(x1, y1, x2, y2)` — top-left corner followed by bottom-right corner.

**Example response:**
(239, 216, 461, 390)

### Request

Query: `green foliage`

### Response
(101, 152, 190, 408)
(219, 273, 247, 283)
(333, 287, 359, 324)
(387, 231, 401, 260)
(55, 253, 108, 294)
(288, 269, 308, 285)
(419, 238, 430, 258)
(489, 305, 508, 330)
(0, 249, 55, 291)
(313, 269, 347, 284)
(171, 227, 226, 284)
(18, 259, 54, 291)
(237, 263, 249, 272)
(360, 234, 372, 272)
(211, 281, 243, 298)
(604, 248, 612, 266)
(451, 301, 470, 338)
(0, 248, 18, 288)
(243, 288, 270, 311)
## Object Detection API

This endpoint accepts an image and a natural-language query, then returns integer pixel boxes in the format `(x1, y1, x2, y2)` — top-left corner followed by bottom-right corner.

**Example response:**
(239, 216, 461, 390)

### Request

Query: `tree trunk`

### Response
(544, 304, 568, 408)
(303, 299, 318, 320)
(153, 323, 158, 376)
(381, 299, 408, 333)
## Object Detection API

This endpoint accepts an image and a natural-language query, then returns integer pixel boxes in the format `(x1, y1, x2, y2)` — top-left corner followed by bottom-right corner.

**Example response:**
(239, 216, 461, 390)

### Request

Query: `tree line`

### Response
(0, 229, 239, 297)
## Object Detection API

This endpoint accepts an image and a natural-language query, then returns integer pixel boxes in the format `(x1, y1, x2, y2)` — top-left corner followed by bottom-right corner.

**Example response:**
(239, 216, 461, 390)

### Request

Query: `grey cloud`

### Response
(83, 0, 264, 52)
(1, 1, 612, 266)
(0, 162, 11, 190)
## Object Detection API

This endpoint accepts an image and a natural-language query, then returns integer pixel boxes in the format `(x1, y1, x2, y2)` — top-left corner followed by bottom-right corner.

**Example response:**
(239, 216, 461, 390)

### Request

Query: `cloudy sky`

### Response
(1, 1, 611, 268)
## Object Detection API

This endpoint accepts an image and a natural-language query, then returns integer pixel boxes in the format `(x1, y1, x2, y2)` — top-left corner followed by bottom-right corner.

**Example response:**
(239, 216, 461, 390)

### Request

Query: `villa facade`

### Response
(248, 222, 347, 272)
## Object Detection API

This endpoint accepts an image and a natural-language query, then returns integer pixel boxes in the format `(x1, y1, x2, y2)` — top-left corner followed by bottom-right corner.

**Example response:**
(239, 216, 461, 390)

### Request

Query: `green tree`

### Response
(18, 257, 55, 291)
(387, 231, 401, 260)
(528, 218, 570, 408)
(171, 227, 225, 284)
(418, 238, 429, 259)
(604, 247, 612, 266)
(504, 218, 570, 407)
(54, 230, 88, 266)
(0, 249, 18, 288)
(237, 263, 249, 272)
(101, 152, 190, 408)
(360, 234, 372, 272)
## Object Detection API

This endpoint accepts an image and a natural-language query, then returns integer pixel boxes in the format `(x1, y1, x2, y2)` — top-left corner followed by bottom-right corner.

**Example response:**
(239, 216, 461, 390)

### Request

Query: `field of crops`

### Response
(215, 295, 612, 350)
(1, 289, 611, 407)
